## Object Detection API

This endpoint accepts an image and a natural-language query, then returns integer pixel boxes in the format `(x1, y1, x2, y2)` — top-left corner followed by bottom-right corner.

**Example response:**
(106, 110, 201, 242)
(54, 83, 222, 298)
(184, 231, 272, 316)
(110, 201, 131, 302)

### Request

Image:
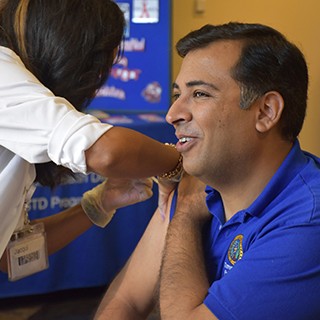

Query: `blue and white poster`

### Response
(87, 0, 171, 114)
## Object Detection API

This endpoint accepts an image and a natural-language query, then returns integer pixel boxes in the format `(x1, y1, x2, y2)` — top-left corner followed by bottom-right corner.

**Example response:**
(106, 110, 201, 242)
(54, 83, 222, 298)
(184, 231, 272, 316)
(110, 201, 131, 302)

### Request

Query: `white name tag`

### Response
(7, 223, 49, 281)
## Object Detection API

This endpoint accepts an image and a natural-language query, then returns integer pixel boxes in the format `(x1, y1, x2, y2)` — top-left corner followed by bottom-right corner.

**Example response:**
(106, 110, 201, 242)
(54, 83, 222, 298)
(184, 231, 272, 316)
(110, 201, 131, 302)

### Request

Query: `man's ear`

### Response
(256, 91, 284, 133)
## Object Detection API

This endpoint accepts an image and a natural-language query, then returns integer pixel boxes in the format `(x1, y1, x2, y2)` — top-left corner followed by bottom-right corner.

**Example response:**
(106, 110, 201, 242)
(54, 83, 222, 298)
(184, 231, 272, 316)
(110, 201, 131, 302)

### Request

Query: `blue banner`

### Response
(87, 0, 171, 114)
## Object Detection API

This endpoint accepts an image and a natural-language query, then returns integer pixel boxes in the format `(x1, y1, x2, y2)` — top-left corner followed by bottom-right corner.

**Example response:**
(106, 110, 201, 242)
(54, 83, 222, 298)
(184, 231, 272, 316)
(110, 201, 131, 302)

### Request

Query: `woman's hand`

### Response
(81, 178, 153, 227)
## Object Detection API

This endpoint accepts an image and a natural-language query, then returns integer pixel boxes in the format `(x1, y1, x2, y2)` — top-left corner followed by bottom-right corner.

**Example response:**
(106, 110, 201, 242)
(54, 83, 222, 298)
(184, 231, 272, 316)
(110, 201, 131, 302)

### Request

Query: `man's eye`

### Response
(172, 92, 180, 101)
(194, 91, 208, 98)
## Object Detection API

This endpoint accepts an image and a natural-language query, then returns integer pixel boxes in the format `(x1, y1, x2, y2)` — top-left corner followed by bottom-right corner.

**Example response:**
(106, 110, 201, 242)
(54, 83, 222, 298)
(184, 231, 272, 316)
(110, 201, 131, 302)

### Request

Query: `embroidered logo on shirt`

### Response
(228, 234, 244, 266)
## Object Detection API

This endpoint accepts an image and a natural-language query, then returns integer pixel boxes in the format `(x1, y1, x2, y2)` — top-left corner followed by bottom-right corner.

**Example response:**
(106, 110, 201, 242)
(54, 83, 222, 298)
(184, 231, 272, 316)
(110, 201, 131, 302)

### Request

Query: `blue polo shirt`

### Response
(171, 140, 320, 319)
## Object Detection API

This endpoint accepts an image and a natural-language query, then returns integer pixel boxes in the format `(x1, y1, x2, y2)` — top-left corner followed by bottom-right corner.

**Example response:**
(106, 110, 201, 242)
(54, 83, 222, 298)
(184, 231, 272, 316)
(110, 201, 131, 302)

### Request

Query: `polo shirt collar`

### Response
(205, 139, 308, 223)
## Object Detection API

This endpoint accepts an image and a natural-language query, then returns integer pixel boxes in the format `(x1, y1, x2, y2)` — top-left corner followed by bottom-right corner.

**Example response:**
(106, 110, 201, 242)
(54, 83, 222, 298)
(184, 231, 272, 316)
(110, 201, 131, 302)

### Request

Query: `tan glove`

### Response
(81, 178, 154, 227)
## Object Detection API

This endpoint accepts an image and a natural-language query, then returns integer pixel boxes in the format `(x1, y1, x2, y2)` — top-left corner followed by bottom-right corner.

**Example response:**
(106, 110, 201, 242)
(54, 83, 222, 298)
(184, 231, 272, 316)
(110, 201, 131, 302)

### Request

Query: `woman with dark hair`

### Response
(0, 0, 181, 277)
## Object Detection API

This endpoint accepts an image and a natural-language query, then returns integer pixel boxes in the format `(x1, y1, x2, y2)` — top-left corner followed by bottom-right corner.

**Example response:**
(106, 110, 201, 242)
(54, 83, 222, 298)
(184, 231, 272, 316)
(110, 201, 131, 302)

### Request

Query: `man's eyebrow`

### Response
(172, 80, 218, 90)
(172, 82, 179, 90)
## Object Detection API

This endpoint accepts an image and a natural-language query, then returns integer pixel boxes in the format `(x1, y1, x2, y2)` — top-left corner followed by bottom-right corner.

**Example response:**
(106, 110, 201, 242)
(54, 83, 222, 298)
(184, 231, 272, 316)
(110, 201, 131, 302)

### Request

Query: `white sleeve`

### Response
(0, 46, 113, 174)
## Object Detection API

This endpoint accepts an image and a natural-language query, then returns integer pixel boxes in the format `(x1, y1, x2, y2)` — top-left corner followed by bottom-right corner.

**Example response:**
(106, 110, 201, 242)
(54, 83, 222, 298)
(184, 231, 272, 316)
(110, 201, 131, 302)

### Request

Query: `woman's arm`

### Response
(0, 204, 92, 272)
(0, 178, 153, 272)
(85, 126, 180, 179)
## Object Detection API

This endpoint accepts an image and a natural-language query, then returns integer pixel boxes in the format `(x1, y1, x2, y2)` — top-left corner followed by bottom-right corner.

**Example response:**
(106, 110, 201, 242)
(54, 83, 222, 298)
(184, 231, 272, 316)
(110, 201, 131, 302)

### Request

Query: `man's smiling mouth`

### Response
(179, 137, 192, 144)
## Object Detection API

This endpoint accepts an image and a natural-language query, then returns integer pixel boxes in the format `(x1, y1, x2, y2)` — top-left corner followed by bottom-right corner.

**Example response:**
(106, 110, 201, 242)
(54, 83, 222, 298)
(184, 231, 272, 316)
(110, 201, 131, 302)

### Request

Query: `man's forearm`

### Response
(94, 294, 145, 320)
(159, 214, 210, 319)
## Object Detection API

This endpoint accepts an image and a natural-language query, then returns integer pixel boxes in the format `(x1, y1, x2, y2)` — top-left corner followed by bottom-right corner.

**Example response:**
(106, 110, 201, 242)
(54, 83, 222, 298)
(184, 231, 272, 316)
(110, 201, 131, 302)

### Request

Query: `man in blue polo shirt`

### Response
(95, 22, 320, 320)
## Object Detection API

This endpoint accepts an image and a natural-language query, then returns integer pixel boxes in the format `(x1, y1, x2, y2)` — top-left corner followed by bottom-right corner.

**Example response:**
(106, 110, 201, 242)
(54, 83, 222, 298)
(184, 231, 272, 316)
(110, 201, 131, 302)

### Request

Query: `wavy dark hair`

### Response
(176, 22, 308, 142)
(0, 0, 125, 187)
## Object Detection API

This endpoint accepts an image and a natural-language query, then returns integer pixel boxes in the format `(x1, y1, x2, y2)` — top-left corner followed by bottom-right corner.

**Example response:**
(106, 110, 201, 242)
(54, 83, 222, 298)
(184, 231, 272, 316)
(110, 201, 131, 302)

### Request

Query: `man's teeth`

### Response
(179, 137, 192, 143)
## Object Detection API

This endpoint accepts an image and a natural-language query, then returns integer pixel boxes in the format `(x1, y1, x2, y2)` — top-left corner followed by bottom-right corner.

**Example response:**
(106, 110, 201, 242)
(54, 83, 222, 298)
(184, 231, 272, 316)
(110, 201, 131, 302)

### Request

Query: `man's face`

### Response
(166, 40, 259, 188)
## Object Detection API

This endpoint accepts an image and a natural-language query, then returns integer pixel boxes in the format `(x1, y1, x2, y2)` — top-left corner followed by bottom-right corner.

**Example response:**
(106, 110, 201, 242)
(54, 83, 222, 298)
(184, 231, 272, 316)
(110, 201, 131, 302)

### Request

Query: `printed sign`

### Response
(132, 0, 159, 23)
(87, 0, 171, 114)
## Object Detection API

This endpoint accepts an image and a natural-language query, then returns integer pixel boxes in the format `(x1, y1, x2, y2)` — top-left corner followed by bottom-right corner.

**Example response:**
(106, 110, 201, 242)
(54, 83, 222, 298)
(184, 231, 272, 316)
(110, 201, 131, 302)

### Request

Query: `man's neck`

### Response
(217, 140, 293, 221)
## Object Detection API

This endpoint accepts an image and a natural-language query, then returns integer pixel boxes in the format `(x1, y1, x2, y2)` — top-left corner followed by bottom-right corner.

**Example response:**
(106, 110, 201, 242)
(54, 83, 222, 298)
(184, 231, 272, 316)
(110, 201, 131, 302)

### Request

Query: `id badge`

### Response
(7, 223, 49, 281)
